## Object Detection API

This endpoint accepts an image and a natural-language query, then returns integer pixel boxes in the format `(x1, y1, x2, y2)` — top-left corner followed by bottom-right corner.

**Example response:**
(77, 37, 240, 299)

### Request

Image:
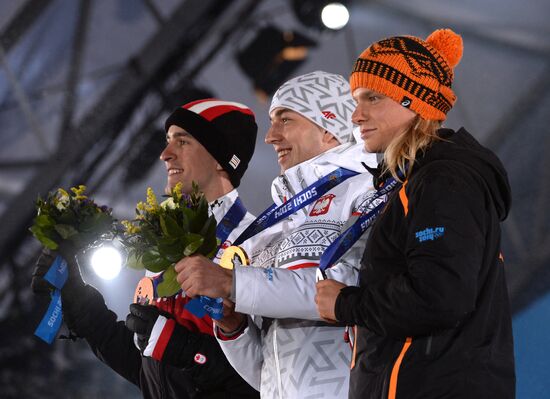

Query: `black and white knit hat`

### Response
(165, 99, 258, 188)
(269, 70, 356, 144)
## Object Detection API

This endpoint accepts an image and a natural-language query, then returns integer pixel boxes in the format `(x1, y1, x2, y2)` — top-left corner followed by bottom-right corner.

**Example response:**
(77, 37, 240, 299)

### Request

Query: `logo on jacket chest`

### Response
(309, 194, 336, 216)
(194, 353, 207, 365)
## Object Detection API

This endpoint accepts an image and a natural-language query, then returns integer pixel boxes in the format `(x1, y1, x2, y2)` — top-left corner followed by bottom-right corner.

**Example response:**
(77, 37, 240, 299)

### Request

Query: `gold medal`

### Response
(134, 277, 155, 305)
(219, 246, 250, 270)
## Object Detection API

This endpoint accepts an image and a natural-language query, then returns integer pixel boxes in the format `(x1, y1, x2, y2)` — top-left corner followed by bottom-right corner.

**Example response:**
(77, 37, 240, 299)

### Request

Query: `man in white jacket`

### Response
(175, 71, 377, 398)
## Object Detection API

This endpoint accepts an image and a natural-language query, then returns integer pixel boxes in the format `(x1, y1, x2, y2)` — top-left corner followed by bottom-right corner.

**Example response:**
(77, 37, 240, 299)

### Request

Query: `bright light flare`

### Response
(91, 246, 122, 280)
(321, 3, 350, 30)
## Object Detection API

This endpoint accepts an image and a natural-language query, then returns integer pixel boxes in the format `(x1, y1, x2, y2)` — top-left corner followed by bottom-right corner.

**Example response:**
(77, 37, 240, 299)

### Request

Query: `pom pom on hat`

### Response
(426, 28, 463, 69)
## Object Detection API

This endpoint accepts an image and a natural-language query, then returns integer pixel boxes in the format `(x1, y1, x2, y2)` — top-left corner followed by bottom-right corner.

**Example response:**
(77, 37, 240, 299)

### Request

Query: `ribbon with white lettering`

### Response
(185, 197, 247, 320)
(317, 176, 403, 278)
(233, 168, 358, 246)
(34, 255, 69, 344)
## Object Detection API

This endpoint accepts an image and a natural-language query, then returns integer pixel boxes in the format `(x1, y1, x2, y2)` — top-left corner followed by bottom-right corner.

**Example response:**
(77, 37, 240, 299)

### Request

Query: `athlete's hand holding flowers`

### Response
(121, 182, 218, 297)
(29, 185, 116, 343)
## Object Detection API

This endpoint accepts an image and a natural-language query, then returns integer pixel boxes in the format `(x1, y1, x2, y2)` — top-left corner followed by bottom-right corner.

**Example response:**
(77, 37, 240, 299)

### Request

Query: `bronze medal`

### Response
(134, 277, 155, 305)
(219, 245, 250, 270)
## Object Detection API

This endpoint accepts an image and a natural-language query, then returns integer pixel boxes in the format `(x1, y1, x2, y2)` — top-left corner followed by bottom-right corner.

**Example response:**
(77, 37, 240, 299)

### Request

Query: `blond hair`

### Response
(382, 116, 442, 181)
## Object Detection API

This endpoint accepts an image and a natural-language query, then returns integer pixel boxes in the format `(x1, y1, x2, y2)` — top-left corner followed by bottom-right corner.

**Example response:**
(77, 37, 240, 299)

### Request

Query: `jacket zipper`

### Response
(387, 337, 412, 399)
(425, 335, 432, 356)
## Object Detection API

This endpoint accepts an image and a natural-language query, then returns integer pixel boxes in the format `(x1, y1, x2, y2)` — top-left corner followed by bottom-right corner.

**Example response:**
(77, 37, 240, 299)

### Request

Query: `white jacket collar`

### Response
(208, 189, 239, 223)
(270, 142, 377, 205)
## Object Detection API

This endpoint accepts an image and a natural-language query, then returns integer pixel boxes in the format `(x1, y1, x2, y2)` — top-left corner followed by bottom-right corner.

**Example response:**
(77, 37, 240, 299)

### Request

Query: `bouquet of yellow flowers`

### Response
(30, 185, 115, 254)
(121, 182, 217, 297)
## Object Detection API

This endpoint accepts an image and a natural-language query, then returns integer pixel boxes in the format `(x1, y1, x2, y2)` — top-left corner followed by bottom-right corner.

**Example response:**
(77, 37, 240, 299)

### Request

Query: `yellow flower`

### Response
(121, 220, 141, 234)
(172, 182, 183, 202)
(71, 185, 87, 197)
(57, 188, 70, 199)
(146, 187, 158, 211)
(136, 201, 148, 212)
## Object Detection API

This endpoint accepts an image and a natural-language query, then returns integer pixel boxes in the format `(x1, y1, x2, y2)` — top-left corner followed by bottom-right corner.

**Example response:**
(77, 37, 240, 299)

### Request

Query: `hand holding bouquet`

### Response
(121, 182, 218, 297)
(29, 185, 116, 344)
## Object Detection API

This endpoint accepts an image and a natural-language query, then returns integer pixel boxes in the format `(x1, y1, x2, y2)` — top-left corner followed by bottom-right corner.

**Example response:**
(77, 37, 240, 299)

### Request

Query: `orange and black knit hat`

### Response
(350, 29, 463, 121)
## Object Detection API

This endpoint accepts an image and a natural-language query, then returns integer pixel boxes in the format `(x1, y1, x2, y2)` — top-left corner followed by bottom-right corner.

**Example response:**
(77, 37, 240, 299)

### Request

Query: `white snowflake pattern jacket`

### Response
(215, 143, 377, 399)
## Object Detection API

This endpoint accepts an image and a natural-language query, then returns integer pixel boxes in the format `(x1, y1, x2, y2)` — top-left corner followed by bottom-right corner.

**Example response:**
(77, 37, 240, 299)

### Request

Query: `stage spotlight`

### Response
(91, 245, 122, 280)
(321, 3, 350, 30)
(291, 0, 351, 31)
(236, 25, 317, 99)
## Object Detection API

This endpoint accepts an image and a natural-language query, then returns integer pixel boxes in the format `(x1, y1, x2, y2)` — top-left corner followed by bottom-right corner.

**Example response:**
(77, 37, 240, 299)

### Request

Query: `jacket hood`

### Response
(271, 142, 377, 205)
(416, 127, 511, 220)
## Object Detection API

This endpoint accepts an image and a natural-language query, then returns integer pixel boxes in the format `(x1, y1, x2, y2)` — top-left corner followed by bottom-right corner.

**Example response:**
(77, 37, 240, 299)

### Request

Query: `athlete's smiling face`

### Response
(265, 108, 338, 173)
(159, 125, 219, 195)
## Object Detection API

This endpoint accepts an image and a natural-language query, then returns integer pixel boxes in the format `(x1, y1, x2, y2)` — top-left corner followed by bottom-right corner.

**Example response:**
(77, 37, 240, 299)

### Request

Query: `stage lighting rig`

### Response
(236, 25, 317, 99)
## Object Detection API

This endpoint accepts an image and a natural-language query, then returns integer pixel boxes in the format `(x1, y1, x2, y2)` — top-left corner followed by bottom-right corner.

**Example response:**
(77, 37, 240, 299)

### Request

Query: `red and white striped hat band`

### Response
(164, 98, 258, 188)
(183, 99, 254, 122)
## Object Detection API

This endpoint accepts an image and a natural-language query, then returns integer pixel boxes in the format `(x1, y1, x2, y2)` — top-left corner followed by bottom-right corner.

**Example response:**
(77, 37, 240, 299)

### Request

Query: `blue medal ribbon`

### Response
(34, 255, 69, 344)
(185, 197, 247, 319)
(318, 175, 403, 277)
(233, 168, 358, 246)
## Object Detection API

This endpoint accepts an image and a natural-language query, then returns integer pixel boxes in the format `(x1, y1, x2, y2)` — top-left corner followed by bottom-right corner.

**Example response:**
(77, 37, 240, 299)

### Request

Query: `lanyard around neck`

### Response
(233, 167, 359, 246)
(318, 174, 403, 276)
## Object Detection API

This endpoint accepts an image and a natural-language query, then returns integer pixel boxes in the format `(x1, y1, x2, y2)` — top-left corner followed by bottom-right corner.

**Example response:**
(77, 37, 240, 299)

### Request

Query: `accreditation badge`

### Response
(134, 277, 155, 305)
(219, 245, 250, 270)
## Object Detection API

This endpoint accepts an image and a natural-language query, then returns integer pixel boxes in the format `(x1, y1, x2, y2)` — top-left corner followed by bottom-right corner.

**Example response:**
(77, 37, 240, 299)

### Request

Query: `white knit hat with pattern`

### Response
(269, 70, 356, 144)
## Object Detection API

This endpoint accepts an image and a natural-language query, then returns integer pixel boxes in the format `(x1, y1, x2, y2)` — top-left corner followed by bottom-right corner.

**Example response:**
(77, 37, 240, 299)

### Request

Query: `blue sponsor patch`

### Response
(415, 227, 445, 243)
(264, 267, 274, 281)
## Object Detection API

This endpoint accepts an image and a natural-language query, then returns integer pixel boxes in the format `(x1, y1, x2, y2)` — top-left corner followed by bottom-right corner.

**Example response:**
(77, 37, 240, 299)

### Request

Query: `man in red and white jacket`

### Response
(32, 99, 260, 399)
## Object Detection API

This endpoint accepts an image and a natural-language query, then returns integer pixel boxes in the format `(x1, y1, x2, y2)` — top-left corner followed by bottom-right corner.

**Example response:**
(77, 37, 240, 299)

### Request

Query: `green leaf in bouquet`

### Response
(183, 233, 204, 256)
(35, 214, 56, 228)
(80, 212, 110, 233)
(142, 249, 172, 272)
(57, 208, 78, 225)
(188, 198, 209, 233)
(140, 225, 159, 245)
(125, 251, 145, 270)
(54, 224, 79, 240)
(196, 215, 218, 256)
(155, 265, 181, 297)
(180, 206, 194, 234)
(29, 225, 59, 250)
(203, 240, 220, 259)
(160, 214, 184, 237)
(94, 212, 114, 230)
(157, 236, 184, 263)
